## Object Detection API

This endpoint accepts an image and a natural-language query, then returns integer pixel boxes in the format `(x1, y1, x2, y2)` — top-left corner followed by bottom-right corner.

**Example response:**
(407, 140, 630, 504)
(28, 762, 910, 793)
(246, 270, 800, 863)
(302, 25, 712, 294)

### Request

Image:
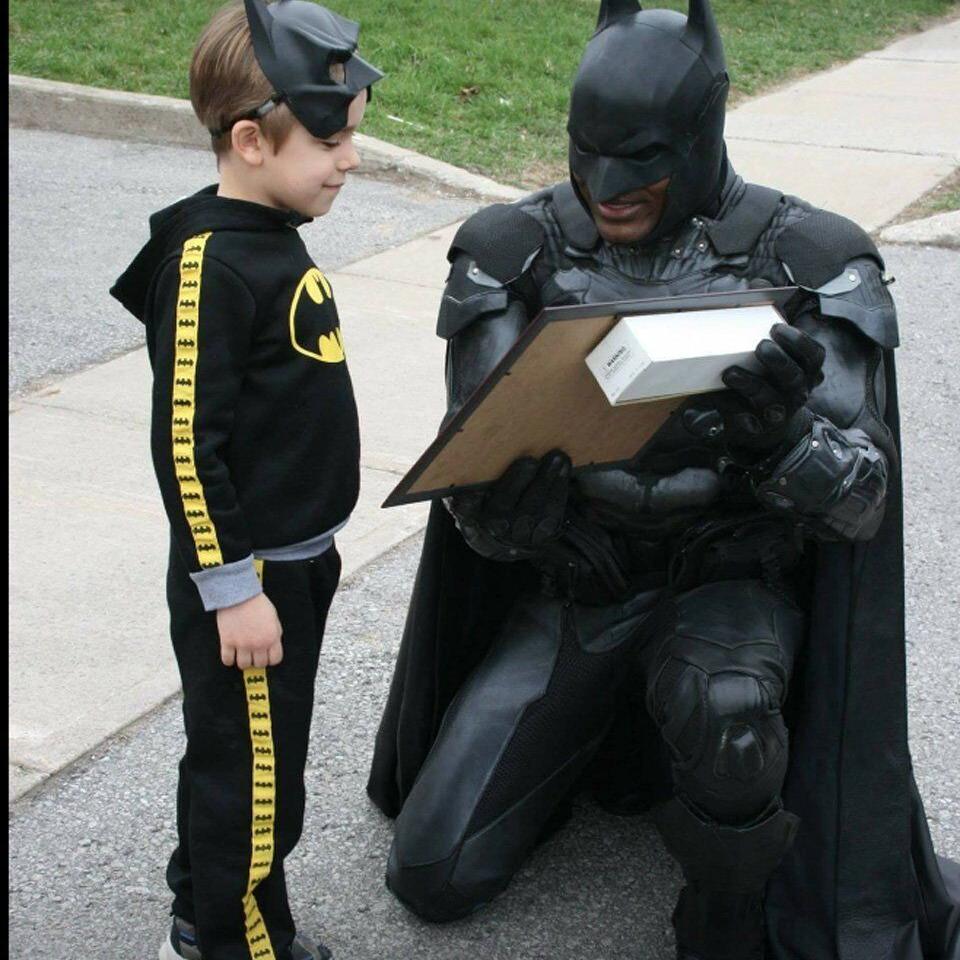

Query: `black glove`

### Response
(478, 450, 572, 550)
(684, 323, 825, 454)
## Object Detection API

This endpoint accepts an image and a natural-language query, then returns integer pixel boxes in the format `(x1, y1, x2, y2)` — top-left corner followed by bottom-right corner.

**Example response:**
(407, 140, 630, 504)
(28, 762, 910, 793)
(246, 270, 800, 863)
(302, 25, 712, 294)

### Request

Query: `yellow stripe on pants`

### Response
(242, 558, 277, 960)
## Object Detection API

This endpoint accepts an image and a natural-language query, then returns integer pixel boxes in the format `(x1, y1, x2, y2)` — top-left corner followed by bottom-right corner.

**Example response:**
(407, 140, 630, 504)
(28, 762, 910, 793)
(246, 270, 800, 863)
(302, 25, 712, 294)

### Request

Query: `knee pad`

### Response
(651, 661, 789, 823)
(644, 580, 800, 823)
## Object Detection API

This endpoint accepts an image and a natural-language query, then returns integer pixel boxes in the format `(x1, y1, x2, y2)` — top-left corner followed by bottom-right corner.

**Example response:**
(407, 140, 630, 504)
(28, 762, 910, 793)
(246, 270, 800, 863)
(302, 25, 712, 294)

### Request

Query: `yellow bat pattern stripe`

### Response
(172, 232, 224, 569)
(242, 558, 277, 960)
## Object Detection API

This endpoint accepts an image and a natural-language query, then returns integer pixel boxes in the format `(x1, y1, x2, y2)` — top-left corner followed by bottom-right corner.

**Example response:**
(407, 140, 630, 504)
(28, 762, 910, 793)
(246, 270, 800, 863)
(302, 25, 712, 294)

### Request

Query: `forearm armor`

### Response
(755, 416, 888, 541)
(748, 254, 899, 543)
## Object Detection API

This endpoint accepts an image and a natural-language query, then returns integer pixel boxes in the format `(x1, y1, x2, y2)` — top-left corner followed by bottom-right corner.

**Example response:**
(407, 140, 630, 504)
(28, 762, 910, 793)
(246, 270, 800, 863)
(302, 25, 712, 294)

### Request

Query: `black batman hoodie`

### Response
(111, 185, 360, 610)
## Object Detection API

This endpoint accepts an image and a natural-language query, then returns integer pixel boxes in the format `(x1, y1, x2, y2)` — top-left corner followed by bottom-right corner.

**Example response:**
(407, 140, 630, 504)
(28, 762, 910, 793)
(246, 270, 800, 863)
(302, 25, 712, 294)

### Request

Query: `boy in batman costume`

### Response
(367, 1, 960, 958)
(111, 2, 381, 958)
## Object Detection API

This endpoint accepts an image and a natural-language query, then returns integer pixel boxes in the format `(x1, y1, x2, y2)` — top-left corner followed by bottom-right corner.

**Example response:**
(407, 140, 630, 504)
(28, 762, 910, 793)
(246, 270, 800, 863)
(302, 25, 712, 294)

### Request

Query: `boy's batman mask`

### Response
(568, 0, 730, 244)
(243, 0, 383, 139)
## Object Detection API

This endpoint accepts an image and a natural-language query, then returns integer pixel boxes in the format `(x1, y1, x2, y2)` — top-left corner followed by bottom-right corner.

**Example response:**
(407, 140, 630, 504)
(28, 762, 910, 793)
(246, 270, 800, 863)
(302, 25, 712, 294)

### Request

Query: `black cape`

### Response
(367, 353, 960, 960)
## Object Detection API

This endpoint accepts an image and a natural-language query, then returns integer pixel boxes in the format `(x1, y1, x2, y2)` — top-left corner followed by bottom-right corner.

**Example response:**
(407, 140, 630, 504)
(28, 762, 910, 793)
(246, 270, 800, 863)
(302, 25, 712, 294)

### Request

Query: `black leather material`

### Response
(566, 0, 730, 243)
(705, 294, 898, 541)
(447, 204, 545, 283)
(794, 306, 880, 430)
(575, 467, 722, 518)
(815, 256, 900, 348)
(756, 417, 889, 542)
(672, 886, 766, 960)
(704, 183, 782, 256)
(442, 298, 528, 419)
(386, 590, 660, 922)
(656, 796, 800, 894)
(388, 599, 564, 878)
(436, 254, 510, 340)
(551, 180, 600, 252)
(776, 210, 883, 290)
(642, 580, 802, 823)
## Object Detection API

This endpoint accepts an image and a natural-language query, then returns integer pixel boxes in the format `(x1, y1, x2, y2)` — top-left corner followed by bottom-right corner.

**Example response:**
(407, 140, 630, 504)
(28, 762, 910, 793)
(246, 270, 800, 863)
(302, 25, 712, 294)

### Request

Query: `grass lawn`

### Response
(9, 0, 960, 186)
(891, 168, 960, 224)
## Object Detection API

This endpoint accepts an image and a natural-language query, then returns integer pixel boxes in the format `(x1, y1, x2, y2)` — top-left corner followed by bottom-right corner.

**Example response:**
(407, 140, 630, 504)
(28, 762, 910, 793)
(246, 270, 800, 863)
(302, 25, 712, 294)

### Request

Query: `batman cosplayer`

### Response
(366, 1, 960, 958)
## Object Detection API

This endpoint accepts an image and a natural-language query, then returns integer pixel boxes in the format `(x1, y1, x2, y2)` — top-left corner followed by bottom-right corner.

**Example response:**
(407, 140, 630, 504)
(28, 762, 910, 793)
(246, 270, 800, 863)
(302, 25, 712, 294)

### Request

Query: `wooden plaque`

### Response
(383, 287, 798, 507)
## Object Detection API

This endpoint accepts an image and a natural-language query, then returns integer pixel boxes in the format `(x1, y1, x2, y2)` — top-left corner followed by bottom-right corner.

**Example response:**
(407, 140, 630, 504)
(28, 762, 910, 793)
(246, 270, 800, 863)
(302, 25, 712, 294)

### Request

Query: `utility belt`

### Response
(668, 512, 804, 594)
(534, 517, 667, 607)
(534, 510, 803, 607)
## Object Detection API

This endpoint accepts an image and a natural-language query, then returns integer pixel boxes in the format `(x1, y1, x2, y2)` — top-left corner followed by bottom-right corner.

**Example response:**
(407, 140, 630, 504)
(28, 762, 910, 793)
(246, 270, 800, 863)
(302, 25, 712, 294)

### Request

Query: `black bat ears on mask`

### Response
(685, 0, 725, 69)
(595, 0, 725, 68)
(595, 0, 641, 31)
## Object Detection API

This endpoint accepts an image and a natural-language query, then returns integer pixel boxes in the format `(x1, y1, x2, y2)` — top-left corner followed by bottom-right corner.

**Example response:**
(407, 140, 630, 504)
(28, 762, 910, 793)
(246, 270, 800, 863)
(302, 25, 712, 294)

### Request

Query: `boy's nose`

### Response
(339, 144, 361, 172)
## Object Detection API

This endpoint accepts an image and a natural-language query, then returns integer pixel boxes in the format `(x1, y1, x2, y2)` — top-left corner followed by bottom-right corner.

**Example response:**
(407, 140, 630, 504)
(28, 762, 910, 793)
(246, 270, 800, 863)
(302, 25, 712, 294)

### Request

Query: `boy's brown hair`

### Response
(190, 1, 297, 158)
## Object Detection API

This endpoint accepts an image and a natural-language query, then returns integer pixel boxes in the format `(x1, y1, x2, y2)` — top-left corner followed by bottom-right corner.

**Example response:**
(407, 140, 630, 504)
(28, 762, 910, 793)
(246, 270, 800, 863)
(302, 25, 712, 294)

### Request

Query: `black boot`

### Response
(673, 885, 765, 960)
(654, 797, 799, 960)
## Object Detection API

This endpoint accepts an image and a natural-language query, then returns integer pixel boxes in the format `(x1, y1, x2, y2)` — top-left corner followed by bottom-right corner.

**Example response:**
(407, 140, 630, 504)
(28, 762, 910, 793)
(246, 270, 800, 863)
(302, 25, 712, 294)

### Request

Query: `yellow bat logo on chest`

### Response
(288, 267, 345, 363)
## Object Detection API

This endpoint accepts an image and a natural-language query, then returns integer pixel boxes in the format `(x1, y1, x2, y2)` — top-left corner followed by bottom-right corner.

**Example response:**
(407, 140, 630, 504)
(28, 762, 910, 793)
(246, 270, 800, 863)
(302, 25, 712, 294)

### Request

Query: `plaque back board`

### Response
(384, 287, 798, 507)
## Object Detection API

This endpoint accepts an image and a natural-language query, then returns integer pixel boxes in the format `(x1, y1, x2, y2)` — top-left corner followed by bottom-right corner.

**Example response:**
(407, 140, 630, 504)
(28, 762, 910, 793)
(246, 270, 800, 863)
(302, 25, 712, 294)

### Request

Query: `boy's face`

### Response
(260, 91, 368, 218)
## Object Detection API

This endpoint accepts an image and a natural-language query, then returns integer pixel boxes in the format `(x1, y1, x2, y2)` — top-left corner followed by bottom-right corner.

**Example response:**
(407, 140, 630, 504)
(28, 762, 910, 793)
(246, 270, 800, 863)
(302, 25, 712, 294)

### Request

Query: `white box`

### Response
(585, 304, 783, 406)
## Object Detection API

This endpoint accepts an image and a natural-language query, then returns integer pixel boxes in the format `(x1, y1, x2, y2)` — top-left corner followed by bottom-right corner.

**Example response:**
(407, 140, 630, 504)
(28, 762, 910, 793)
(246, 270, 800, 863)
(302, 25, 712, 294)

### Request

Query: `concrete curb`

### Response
(8, 74, 524, 204)
(880, 209, 960, 249)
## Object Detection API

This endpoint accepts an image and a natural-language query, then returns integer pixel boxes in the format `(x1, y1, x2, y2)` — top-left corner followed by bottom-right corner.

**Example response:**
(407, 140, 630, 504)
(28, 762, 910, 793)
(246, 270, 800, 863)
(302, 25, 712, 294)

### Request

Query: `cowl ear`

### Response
(685, 0, 724, 66)
(244, 0, 280, 83)
(596, 0, 642, 31)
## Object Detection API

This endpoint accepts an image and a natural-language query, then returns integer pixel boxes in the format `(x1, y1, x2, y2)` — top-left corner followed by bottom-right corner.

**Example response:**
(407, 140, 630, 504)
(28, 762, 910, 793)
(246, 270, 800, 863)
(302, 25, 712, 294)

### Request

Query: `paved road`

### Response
(8, 127, 476, 397)
(8, 240, 959, 957)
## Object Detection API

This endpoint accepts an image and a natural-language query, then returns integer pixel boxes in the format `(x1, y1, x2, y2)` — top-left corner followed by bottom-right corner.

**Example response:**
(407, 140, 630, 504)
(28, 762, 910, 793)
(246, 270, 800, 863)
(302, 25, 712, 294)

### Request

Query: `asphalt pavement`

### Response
(9, 240, 960, 959)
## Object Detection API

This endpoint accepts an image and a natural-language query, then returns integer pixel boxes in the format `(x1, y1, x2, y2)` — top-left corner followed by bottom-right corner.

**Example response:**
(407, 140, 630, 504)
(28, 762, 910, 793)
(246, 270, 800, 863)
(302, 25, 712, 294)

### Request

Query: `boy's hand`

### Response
(216, 594, 283, 669)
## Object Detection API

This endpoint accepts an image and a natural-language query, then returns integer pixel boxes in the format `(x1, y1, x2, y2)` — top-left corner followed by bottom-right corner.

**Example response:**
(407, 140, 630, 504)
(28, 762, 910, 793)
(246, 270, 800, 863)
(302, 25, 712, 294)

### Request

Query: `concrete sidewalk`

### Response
(8, 17, 960, 802)
(724, 17, 959, 230)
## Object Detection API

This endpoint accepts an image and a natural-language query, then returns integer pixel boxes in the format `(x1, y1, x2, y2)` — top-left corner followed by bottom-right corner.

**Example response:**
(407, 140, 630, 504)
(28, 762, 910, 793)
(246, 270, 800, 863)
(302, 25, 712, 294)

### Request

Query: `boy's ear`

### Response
(230, 120, 267, 166)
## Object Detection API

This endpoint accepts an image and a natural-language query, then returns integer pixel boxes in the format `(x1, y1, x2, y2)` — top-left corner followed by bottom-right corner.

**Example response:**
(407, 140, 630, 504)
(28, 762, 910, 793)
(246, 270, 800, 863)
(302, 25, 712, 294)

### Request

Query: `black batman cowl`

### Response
(568, 0, 730, 246)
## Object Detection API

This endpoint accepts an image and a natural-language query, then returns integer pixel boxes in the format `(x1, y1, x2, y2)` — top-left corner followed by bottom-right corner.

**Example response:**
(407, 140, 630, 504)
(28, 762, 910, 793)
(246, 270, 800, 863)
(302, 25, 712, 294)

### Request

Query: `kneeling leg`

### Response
(641, 580, 803, 958)
(388, 590, 657, 922)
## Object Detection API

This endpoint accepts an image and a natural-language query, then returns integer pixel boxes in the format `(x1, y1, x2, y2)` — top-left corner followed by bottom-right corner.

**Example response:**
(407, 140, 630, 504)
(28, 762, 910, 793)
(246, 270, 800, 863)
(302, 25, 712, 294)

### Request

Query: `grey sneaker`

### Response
(158, 918, 332, 960)
(158, 918, 201, 960)
(290, 931, 333, 960)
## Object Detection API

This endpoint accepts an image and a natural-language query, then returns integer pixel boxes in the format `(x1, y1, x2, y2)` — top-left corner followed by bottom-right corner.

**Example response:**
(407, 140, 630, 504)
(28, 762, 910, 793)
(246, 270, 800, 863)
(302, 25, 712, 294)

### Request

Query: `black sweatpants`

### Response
(165, 539, 341, 960)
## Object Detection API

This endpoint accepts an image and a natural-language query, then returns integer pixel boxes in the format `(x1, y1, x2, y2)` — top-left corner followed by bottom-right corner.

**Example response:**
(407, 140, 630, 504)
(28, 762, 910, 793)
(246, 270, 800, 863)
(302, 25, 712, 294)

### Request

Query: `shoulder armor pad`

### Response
(813, 256, 899, 348)
(436, 254, 512, 339)
(776, 209, 883, 290)
(705, 183, 782, 255)
(447, 203, 545, 284)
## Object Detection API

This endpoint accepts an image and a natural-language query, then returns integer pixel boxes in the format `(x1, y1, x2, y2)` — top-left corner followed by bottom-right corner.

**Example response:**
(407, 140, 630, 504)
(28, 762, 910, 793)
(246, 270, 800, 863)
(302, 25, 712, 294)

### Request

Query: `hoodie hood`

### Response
(110, 185, 311, 323)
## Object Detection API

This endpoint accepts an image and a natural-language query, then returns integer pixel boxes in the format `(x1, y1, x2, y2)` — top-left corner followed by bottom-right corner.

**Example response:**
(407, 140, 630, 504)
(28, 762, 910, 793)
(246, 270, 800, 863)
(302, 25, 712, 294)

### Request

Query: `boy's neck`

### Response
(217, 168, 283, 211)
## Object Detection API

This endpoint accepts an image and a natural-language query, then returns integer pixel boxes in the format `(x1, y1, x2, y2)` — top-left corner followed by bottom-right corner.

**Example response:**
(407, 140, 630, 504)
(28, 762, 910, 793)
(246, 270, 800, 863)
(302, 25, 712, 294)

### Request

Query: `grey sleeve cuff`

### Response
(189, 555, 262, 612)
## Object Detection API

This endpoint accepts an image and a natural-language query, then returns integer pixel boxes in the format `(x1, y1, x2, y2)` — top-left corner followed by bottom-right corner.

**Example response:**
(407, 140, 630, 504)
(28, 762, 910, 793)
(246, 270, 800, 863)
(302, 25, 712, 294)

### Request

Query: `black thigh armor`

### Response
(387, 589, 661, 921)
